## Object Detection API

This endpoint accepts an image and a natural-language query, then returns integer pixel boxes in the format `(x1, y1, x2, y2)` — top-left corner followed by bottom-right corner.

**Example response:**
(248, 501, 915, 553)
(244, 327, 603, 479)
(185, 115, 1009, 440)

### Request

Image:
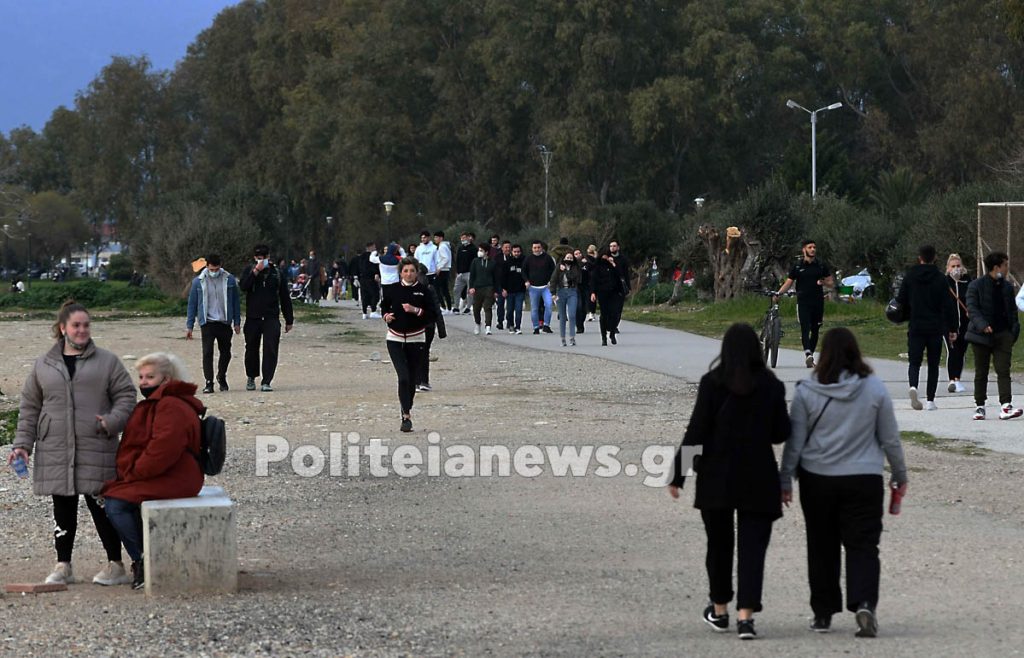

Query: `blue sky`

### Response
(0, 0, 238, 134)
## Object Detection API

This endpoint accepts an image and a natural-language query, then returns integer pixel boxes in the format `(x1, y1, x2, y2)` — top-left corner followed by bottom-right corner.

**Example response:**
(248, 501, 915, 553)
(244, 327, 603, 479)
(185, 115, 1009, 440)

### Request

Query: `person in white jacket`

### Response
(433, 231, 453, 311)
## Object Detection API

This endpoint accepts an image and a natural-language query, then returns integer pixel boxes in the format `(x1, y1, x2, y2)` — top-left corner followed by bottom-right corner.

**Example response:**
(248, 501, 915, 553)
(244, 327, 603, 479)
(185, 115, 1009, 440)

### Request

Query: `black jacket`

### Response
(455, 242, 477, 274)
(417, 268, 447, 339)
(523, 253, 555, 287)
(240, 264, 294, 324)
(672, 369, 791, 520)
(946, 274, 971, 335)
(548, 260, 582, 292)
(380, 282, 437, 336)
(498, 255, 526, 294)
(590, 258, 623, 296)
(895, 263, 958, 335)
(966, 274, 1020, 343)
(358, 252, 379, 280)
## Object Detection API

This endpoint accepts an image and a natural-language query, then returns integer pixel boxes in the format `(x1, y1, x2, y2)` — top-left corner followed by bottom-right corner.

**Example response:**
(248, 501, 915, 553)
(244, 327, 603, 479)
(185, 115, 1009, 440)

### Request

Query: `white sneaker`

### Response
(973, 406, 986, 420)
(947, 381, 957, 393)
(45, 562, 74, 585)
(369, 312, 382, 319)
(586, 313, 595, 322)
(485, 326, 492, 335)
(805, 353, 815, 368)
(93, 561, 132, 586)
(955, 381, 966, 393)
(474, 324, 481, 335)
(999, 403, 1023, 420)
(909, 386, 923, 410)
(925, 401, 937, 411)
(361, 313, 368, 320)
(515, 328, 522, 335)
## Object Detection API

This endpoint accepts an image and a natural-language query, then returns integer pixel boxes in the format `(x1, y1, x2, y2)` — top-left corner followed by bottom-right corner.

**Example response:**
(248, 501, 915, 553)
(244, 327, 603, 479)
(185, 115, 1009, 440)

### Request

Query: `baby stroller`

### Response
(289, 273, 310, 302)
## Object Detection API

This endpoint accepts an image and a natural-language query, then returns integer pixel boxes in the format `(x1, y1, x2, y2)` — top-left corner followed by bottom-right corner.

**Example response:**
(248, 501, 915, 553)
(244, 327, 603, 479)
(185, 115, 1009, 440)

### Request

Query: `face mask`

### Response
(256, 258, 268, 268)
(461, 240, 470, 246)
(140, 385, 159, 399)
(64, 336, 89, 351)
(207, 269, 222, 278)
(950, 267, 962, 280)
(478, 251, 486, 258)
(996, 271, 1005, 279)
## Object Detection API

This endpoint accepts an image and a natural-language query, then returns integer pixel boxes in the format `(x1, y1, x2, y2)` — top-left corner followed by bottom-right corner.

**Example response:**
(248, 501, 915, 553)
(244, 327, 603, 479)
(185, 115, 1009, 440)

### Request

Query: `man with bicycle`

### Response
(776, 239, 834, 368)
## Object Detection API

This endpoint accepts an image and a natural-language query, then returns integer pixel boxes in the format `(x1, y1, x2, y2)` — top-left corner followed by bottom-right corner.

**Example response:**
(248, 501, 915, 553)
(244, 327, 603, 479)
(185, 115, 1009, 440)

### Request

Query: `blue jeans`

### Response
(555, 288, 578, 339)
(505, 291, 525, 330)
(105, 497, 144, 562)
(528, 286, 553, 329)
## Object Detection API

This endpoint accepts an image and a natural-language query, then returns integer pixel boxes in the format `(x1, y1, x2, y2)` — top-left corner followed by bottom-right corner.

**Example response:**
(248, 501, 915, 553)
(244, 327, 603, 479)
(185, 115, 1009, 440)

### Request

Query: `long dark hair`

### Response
(709, 323, 769, 395)
(815, 327, 873, 384)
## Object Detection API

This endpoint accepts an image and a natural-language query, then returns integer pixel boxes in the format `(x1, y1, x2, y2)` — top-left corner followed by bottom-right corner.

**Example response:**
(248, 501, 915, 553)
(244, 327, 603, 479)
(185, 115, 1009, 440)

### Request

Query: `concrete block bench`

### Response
(141, 485, 237, 596)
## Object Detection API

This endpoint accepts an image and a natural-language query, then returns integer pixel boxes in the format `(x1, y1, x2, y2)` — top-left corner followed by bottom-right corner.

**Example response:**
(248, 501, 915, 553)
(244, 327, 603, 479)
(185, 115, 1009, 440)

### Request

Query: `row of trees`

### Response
(2, 0, 1024, 293)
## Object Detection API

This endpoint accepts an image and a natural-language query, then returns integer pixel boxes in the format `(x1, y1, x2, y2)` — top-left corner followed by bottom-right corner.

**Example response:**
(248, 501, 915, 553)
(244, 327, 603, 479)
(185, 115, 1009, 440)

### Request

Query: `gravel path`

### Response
(1, 308, 1023, 656)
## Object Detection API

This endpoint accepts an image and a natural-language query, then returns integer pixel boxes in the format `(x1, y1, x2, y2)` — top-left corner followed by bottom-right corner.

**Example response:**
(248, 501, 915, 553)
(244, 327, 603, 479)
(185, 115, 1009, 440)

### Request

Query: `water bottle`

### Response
(889, 482, 905, 515)
(11, 454, 29, 479)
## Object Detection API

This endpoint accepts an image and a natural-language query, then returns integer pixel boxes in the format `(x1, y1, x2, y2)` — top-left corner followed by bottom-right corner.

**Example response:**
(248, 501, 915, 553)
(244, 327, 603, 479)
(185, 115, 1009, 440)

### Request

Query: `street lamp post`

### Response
(538, 146, 552, 228)
(325, 216, 333, 257)
(383, 201, 394, 243)
(785, 99, 844, 199)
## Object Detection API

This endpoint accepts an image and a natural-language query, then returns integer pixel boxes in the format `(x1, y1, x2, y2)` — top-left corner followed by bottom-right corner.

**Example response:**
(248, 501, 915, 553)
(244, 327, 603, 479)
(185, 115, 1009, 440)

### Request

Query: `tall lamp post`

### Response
(383, 201, 394, 243)
(538, 145, 552, 228)
(785, 99, 844, 199)
(325, 216, 333, 257)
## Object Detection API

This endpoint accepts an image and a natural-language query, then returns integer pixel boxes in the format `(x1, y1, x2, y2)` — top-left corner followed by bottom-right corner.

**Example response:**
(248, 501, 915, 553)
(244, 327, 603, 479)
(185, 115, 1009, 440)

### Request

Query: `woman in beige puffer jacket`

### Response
(9, 301, 137, 586)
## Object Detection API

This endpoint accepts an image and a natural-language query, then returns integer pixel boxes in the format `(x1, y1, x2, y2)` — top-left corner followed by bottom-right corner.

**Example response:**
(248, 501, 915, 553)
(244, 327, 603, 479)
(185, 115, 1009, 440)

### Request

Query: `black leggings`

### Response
(596, 292, 624, 338)
(387, 340, 426, 416)
(944, 331, 968, 380)
(52, 494, 123, 563)
(418, 326, 435, 387)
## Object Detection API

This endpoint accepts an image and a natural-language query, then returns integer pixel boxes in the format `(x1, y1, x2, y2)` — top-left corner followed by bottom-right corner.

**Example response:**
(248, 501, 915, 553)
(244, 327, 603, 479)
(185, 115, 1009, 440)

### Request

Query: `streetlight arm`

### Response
(786, 99, 811, 113)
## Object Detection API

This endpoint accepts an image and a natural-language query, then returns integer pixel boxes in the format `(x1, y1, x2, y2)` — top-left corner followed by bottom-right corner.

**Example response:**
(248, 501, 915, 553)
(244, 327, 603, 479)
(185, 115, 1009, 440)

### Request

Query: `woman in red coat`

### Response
(102, 352, 205, 589)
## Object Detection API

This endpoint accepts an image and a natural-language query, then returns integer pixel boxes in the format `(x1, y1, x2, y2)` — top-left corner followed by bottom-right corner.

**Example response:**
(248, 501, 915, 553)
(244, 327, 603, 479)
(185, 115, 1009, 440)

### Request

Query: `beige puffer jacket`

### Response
(14, 340, 137, 496)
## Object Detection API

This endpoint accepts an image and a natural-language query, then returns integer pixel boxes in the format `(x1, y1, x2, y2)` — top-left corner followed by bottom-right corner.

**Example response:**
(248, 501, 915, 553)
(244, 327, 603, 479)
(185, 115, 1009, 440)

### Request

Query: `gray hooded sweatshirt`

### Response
(780, 370, 907, 490)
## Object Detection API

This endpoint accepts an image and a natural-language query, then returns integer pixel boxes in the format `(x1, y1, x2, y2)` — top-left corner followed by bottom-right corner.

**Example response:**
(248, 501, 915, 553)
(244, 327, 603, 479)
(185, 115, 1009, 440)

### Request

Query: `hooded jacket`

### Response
(102, 380, 204, 504)
(498, 254, 526, 294)
(780, 371, 907, 491)
(186, 268, 241, 330)
(240, 262, 294, 324)
(374, 243, 403, 285)
(15, 340, 137, 496)
(895, 263, 958, 335)
(436, 241, 452, 271)
(469, 254, 499, 290)
(415, 240, 439, 275)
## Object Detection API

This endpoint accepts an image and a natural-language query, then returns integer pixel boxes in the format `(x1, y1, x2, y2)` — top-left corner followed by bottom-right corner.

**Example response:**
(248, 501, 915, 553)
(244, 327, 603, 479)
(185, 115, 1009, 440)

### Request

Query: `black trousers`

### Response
(52, 494, 123, 563)
(418, 326, 435, 386)
(944, 331, 968, 380)
(700, 508, 774, 612)
(908, 332, 943, 401)
(387, 340, 426, 415)
(200, 321, 233, 383)
(434, 270, 452, 310)
(359, 277, 379, 313)
(243, 317, 282, 384)
(575, 285, 589, 332)
(596, 292, 623, 338)
(798, 468, 884, 616)
(797, 299, 824, 354)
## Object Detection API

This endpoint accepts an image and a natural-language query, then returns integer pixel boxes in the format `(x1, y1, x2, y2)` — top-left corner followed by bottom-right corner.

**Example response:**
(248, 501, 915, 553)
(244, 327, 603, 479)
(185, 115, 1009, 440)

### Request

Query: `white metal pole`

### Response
(811, 111, 818, 199)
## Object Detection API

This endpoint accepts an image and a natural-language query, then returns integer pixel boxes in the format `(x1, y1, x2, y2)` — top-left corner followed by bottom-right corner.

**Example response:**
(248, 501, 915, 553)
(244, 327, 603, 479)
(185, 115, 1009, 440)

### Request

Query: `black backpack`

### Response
(196, 412, 227, 476)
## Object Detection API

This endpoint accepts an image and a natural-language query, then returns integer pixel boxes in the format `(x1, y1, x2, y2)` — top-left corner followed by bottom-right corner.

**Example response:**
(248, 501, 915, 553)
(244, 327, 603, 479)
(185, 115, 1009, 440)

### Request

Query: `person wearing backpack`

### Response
(102, 352, 205, 591)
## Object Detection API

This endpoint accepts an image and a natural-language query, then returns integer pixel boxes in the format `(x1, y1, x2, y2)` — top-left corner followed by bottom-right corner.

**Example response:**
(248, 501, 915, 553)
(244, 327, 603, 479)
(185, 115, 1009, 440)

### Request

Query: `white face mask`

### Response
(949, 267, 962, 280)
(207, 268, 222, 278)
(996, 271, 1005, 279)
(478, 251, 486, 258)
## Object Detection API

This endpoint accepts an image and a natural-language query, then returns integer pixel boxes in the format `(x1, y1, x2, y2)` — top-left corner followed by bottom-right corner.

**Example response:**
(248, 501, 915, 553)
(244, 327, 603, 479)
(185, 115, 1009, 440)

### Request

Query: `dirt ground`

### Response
(1, 307, 1023, 656)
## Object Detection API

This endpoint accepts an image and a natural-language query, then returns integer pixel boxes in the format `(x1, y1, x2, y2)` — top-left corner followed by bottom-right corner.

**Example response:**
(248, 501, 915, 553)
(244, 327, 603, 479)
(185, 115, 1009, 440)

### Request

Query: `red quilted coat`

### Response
(102, 380, 204, 504)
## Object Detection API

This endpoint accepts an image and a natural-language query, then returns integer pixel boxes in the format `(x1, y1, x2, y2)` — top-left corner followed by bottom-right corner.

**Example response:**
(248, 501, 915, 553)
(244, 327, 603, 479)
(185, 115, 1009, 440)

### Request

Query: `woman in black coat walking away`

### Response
(669, 323, 792, 640)
(590, 248, 625, 346)
(380, 257, 437, 432)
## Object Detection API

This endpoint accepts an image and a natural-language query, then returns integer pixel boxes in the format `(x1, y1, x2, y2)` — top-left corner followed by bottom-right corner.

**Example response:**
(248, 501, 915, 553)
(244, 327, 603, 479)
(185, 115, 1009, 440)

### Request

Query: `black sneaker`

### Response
(131, 559, 144, 590)
(737, 618, 756, 640)
(533, 328, 541, 335)
(610, 333, 617, 345)
(702, 604, 729, 632)
(400, 417, 413, 433)
(541, 325, 553, 334)
(855, 604, 877, 638)
(809, 615, 831, 633)
(218, 377, 229, 392)
(202, 381, 215, 394)
(246, 377, 256, 391)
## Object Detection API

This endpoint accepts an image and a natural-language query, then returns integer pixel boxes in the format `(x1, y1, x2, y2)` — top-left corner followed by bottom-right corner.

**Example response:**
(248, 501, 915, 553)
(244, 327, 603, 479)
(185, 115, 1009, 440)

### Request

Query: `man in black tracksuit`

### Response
(499, 244, 527, 333)
(895, 244, 959, 410)
(358, 242, 381, 316)
(239, 243, 294, 392)
(777, 239, 834, 367)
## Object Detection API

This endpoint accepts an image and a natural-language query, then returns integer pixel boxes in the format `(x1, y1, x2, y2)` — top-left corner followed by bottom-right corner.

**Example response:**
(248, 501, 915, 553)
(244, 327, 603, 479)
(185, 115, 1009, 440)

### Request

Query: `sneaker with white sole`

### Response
(369, 312, 382, 319)
(925, 401, 937, 411)
(515, 328, 522, 335)
(999, 403, 1023, 420)
(737, 618, 757, 640)
(854, 603, 877, 638)
(361, 313, 368, 320)
(474, 324, 481, 335)
(805, 353, 814, 368)
(702, 604, 729, 632)
(973, 406, 986, 420)
(947, 381, 957, 393)
(908, 386, 923, 410)
(45, 562, 74, 585)
(485, 326, 492, 335)
(508, 327, 516, 334)
(93, 561, 132, 586)
(955, 381, 966, 393)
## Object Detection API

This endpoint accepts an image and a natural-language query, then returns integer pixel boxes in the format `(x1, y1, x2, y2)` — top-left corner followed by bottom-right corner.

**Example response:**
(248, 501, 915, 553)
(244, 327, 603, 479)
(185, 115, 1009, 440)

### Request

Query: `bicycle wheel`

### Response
(769, 315, 782, 368)
(761, 317, 772, 365)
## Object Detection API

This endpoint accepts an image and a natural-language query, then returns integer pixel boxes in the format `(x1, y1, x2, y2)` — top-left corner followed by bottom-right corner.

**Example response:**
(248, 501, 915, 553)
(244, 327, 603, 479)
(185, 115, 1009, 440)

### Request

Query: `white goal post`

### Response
(977, 202, 1024, 285)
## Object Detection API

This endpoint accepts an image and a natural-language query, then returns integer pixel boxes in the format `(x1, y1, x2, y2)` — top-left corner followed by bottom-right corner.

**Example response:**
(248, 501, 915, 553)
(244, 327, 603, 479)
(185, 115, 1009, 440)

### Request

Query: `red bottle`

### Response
(889, 483, 905, 515)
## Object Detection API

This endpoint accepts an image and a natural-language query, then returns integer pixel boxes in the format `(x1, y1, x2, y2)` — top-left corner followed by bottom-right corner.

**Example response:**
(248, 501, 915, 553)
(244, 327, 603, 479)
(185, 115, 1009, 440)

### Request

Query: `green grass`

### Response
(900, 430, 989, 457)
(0, 408, 16, 446)
(0, 280, 185, 317)
(623, 293, 1015, 371)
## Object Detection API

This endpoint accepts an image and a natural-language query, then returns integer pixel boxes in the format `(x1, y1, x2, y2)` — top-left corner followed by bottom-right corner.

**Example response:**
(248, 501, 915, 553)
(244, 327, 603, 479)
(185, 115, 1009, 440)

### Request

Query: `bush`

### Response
(0, 408, 16, 446)
(628, 281, 687, 305)
(0, 280, 170, 310)
(107, 253, 134, 281)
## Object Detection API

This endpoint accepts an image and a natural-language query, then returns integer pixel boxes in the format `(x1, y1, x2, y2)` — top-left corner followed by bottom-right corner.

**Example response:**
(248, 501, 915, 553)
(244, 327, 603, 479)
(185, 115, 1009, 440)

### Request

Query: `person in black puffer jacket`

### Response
(894, 245, 959, 410)
(943, 253, 971, 394)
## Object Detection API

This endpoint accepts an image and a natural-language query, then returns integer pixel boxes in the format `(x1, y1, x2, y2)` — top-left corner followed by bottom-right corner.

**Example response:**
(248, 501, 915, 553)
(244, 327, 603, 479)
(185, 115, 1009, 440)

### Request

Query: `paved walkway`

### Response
(437, 309, 1024, 455)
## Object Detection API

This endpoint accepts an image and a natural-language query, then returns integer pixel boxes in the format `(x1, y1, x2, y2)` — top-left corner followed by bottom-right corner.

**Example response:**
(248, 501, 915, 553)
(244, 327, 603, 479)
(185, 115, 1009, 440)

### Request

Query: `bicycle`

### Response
(758, 290, 790, 368)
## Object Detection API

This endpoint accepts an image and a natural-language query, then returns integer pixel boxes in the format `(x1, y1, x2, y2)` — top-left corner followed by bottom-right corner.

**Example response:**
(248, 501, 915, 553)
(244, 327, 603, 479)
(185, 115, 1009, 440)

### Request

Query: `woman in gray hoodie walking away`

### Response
(780, 327, 908, 638)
